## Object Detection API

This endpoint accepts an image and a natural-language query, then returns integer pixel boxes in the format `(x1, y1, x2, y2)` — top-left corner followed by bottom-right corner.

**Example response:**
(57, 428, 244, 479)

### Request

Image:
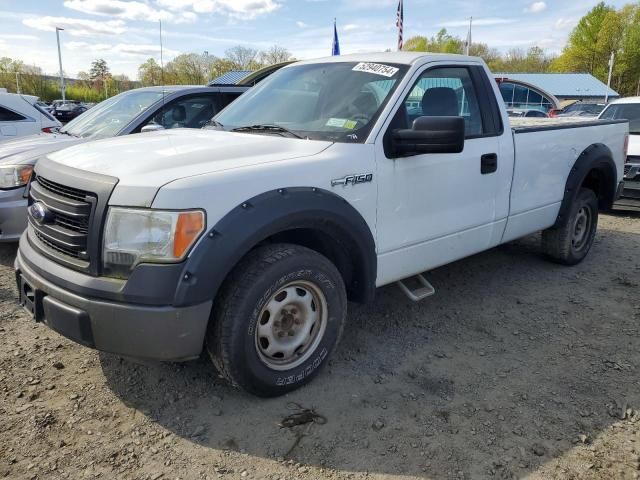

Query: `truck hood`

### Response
(0, 133, 86, 165)
(47, 129, 333, 206)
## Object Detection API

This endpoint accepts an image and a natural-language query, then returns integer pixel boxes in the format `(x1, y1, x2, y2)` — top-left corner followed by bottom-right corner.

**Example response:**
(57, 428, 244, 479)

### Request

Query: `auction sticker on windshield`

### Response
(352, 63, 399, 77)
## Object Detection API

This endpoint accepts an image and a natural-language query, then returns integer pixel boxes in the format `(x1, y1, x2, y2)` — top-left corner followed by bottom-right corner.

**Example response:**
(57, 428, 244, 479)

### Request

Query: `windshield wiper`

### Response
(203, 119, 224, 129)
(231, 124, 304, 139)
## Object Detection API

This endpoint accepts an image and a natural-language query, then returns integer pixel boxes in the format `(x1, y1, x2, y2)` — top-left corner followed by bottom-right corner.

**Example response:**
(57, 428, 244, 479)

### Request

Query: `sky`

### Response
(0, 0, 631, 79)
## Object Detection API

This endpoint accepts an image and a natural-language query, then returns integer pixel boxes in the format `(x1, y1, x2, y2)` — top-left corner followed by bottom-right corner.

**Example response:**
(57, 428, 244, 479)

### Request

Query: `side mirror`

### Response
(392, 116, 465, 156)
(141, 124, 165, 133)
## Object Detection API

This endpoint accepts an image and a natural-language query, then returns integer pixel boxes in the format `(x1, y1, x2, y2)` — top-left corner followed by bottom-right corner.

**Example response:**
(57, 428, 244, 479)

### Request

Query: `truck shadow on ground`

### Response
(0, 243, 17, 268)
(95, 228, 637, 478)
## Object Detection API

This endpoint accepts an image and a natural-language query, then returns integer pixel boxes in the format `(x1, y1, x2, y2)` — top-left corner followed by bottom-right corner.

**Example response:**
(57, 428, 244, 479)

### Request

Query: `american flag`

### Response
(396, 0, 403, 51)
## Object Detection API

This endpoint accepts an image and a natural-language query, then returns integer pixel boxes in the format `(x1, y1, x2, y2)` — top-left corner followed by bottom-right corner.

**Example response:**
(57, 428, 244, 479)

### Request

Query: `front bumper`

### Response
(0, 186, 28, 242)
(621, 163, 640, 200)
(15, 237, 212, 361)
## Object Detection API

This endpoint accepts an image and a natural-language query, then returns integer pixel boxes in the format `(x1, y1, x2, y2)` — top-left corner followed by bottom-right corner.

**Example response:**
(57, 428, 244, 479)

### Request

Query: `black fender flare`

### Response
(553, 143, 618, 228)
(173, 187, 377, 307)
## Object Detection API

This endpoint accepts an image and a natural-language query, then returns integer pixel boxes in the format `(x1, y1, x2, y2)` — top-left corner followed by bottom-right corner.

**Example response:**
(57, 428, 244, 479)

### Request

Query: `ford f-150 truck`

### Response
(15, 53, 628, 397)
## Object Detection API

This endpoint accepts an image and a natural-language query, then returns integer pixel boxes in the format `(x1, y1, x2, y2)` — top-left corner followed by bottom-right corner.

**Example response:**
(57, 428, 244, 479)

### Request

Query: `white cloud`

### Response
(66, 41, 180, 57)
(439, 18, 516, 28)
(23, 16, 126, 36)
(555, 17, 578, 30)
(343, 24, 359, 31)
(155, 0, 281, 20)
(296, 21, 309, 28)
(525, 1, 547, 14)
(0, 33, 39, 41)
(63, 0, 195, 23)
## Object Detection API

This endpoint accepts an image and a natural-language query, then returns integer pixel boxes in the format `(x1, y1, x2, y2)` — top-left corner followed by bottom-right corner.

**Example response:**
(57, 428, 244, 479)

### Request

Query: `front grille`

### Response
(28, 175, 95, 264)
(36, 176, 89, 202)
(34, 230, 84, 259)
(625, 165, 632, 175)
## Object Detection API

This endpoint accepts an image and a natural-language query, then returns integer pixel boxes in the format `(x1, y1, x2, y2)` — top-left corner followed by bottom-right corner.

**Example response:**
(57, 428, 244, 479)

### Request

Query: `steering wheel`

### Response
(107, 114, 131, 125)
(350, 113, 370, 126)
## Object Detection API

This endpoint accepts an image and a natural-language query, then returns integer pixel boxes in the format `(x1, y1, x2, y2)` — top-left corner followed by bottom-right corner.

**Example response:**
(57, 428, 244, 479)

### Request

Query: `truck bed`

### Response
(500, 117, 628, 243)
(509, 117, 623, 132)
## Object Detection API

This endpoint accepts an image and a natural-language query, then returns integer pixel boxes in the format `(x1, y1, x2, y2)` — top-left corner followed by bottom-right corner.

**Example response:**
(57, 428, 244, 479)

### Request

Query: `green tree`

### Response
(225, 46, 260, 70)
(89, 58, 111, 98)
(138, 58, 163, 86)
(258, 45, 294, 66)
(165, 53, 208, 85)
(552, 2, 640, 96)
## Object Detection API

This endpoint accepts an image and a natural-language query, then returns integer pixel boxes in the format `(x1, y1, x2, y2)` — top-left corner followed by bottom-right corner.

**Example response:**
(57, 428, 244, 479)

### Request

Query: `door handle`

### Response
(480, 153, 498, 174)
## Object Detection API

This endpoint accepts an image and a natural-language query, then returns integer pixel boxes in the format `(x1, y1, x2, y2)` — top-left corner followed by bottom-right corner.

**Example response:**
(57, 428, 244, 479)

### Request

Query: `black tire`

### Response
(206, 243, 347, 397)
(542, 188, 599, 265)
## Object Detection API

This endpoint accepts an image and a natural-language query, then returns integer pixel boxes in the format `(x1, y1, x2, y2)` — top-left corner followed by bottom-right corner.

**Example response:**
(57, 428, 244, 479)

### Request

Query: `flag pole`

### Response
(464, 17, 472, 55)
(332, 18, 340, 56)
(396, 0, 404, 51)
(605, 51, 614, 103)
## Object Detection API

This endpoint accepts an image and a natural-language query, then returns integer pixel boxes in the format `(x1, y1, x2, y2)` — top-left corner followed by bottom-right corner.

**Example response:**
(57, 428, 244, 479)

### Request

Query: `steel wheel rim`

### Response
(571, 206, 592, 250)
(255, 280, 328, 371)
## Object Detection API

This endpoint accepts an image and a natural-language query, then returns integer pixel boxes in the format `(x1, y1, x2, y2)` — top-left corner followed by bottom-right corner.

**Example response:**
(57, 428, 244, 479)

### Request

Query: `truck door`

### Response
(374, 64, 512, 284)
(0, 105, 24, 140)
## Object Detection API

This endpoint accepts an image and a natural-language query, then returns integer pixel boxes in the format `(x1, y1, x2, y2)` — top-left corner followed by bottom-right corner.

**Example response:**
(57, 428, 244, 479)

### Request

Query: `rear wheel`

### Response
(206, 244, 347, 397)
(542, 188, 599, 265)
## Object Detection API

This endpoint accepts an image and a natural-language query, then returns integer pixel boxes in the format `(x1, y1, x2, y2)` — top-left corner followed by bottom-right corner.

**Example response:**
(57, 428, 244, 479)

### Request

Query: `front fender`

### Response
(172, 187, 377, 307)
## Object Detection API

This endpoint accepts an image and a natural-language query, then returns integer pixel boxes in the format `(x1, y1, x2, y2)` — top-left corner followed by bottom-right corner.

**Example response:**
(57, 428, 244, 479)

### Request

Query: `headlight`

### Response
(103, 207, 205, 278)
(0, 165, 33, 189)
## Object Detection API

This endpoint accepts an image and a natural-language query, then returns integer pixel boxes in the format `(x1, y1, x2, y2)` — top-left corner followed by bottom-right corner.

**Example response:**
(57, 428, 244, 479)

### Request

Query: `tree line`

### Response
(1, 2, 639, 101)
(138, 45, 294, 86)
(403, 1, 640, 96)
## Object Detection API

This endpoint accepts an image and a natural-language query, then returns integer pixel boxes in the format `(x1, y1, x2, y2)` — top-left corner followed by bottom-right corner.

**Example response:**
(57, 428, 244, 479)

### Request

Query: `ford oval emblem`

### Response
(29, 202, 51, 224)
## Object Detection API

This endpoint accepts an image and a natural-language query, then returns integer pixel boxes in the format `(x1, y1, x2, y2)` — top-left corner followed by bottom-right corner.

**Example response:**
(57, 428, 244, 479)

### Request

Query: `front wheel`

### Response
(206, 244, 347, 397)
(542, 187, 599, 265)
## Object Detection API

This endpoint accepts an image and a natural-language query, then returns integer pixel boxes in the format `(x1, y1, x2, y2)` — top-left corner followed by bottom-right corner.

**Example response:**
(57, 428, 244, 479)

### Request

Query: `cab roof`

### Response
(293, 51, 481, 67)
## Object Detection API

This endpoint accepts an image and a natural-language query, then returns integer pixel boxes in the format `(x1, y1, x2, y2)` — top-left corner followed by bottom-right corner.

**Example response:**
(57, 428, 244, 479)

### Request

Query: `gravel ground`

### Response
(1, 211, 639, 480)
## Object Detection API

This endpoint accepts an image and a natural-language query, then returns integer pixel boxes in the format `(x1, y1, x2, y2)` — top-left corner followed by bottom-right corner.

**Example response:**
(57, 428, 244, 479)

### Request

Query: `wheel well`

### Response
(581, 164, 616, 210)
(259, 227, 367, 303)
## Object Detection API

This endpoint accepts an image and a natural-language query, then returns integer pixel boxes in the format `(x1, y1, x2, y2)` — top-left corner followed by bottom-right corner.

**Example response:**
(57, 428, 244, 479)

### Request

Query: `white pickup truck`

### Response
(15, 53, 628, 397)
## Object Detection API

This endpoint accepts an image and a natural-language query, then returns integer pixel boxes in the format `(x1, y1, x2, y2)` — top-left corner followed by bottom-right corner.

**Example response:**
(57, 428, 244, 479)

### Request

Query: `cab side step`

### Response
(396, 274, 435, 302)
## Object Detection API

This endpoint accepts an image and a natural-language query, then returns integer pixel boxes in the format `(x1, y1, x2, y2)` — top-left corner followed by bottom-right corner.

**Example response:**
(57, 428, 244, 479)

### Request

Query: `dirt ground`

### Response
(1, 210, 639, 480)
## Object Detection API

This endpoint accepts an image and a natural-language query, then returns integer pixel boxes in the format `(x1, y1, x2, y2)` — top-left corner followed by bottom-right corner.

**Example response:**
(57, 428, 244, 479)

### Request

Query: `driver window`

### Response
(400, 67, 484, 137)
(141, 95, 218, 131)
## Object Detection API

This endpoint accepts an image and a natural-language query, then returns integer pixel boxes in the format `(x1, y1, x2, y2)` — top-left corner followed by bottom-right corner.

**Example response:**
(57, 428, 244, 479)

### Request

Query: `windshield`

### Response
(61, 90, 164, 139)
(214, 61, 408, 142)
(600, 103, 640, 134)
(564, 103, 604, 115)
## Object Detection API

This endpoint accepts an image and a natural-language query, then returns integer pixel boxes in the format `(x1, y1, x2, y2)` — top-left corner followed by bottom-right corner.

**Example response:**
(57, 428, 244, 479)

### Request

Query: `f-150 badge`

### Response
(331, 173, 373, 187)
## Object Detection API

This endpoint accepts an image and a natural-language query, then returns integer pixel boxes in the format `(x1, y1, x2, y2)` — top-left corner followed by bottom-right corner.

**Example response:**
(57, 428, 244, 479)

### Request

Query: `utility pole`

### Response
(159, 20, 164, 86)
(15, 72, 20, 94)
(56, 27, 65, 102)
(204, 50, 209, 83)
(605, 51, 614, 103)
(636, 76, 640, 97)
(464, 17, 473, 56)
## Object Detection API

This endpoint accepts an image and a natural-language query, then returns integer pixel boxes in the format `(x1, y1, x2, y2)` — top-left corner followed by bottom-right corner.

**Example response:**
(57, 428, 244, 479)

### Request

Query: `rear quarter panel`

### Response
(510, 121, 626, 215)
(502, 121, 627, 242)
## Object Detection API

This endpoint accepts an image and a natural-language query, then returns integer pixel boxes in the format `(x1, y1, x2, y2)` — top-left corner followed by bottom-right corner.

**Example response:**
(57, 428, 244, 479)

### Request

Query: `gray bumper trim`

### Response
(0, 187, 27, 242)
(16, 249, 212, 361)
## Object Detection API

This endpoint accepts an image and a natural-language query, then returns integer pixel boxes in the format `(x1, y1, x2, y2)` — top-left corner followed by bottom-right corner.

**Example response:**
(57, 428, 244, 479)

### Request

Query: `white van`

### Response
(0, 92, 61, 142)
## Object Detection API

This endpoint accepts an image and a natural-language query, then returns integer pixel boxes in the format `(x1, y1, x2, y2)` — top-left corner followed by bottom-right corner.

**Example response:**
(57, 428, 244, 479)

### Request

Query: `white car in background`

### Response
(0, 91, 61, 142)
(599, 97, 640, 201)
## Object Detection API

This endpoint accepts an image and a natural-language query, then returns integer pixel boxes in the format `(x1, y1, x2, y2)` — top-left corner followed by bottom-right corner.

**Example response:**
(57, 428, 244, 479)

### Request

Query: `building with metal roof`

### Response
(494, 73, 619, 105)
(208, 70, 254, 86)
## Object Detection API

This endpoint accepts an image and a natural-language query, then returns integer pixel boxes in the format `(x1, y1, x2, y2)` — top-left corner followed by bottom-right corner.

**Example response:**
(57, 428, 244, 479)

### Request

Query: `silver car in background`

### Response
(599, 97, 640, 202)
(0, 85, 248, 241)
